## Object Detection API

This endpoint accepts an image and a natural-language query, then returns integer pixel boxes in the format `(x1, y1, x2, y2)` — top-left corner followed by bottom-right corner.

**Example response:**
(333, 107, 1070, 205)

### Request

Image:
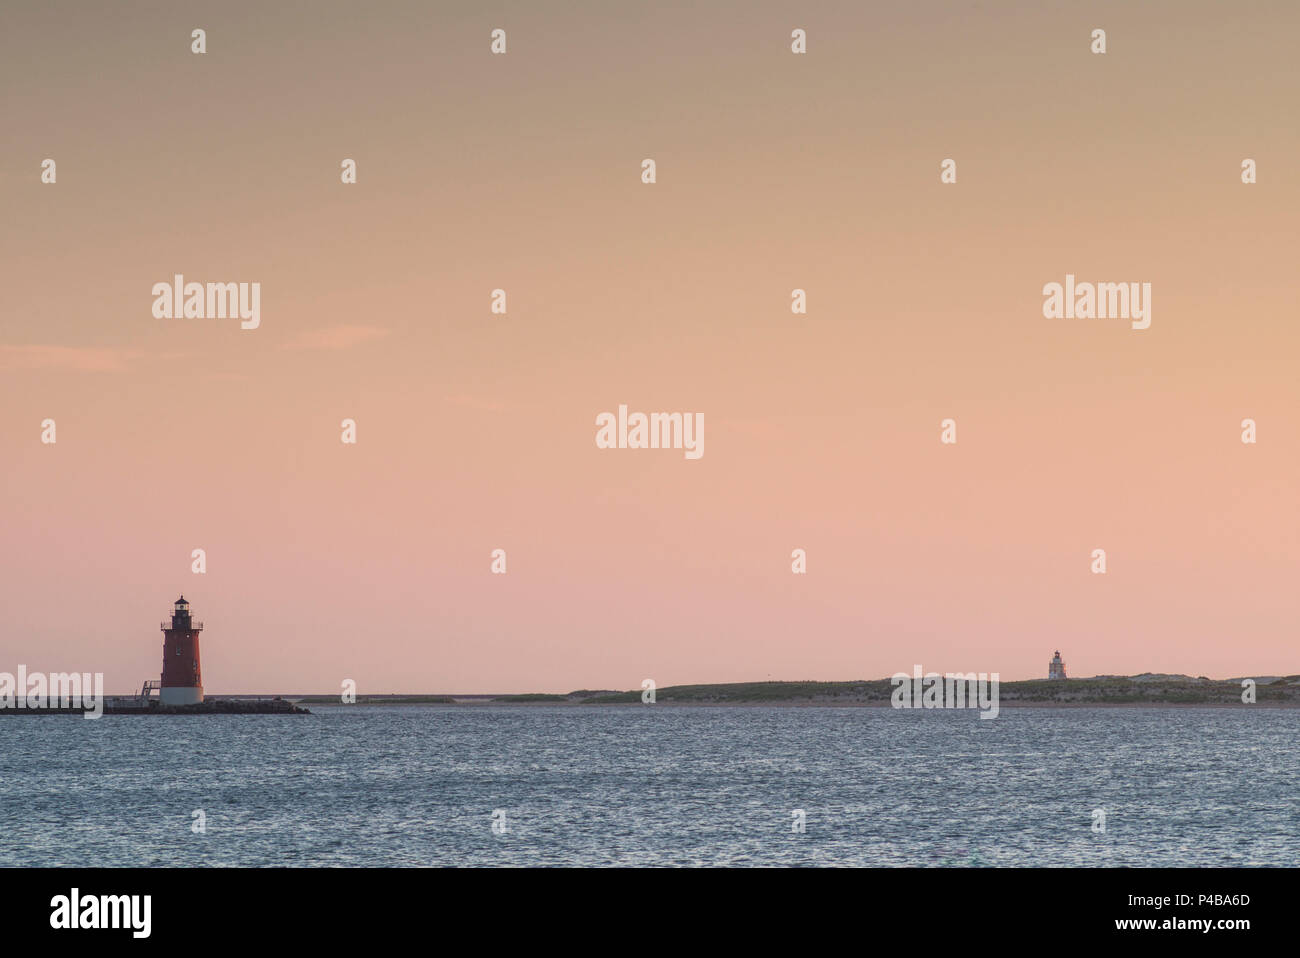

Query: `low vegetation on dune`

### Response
(292, 676, 1300, 706)
(575, 675, 1300, 706)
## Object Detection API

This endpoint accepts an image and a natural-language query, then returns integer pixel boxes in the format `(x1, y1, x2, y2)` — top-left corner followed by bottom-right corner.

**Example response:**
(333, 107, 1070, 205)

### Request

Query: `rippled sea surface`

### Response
(1, 706, 1296, 866)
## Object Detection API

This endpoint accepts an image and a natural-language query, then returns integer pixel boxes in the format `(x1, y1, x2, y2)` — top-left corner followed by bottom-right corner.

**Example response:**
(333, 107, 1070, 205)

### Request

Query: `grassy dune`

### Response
(578, 675, 1300, 705)
(296, 675, 1300, 706)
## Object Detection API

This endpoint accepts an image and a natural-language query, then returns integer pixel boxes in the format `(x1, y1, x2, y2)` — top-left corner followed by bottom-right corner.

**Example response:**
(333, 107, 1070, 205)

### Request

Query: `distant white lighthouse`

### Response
(1048, 650, 1067, 680)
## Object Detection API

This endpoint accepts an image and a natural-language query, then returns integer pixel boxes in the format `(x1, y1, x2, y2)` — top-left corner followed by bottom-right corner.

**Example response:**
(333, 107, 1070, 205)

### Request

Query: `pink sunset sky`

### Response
(2, 1, 1297, 693)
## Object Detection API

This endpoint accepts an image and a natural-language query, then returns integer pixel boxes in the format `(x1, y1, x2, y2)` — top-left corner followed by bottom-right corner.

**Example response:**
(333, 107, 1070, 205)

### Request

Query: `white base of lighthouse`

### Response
(160, 686, 204, 706)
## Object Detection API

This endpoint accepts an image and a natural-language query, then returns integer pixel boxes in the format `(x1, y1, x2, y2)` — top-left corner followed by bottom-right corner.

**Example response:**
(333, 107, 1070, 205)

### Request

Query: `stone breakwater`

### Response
(1, 697, 309, 716)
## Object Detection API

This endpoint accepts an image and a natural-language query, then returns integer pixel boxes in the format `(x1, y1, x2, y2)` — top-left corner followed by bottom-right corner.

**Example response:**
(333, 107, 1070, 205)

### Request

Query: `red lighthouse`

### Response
(161, 596, 204, 705)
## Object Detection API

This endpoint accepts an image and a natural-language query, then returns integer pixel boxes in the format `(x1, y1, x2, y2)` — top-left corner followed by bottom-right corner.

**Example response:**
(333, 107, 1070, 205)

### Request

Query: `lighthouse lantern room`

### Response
(160, 595, 204, 705)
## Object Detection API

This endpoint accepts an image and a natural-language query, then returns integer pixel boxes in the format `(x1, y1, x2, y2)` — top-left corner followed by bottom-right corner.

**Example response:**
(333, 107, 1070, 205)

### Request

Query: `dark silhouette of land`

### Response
(291, 674, 1300, 707)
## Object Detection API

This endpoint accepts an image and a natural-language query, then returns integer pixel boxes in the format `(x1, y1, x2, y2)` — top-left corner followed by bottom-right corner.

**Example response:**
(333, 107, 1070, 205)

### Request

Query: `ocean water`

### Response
(1, 705, 1296, 866)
